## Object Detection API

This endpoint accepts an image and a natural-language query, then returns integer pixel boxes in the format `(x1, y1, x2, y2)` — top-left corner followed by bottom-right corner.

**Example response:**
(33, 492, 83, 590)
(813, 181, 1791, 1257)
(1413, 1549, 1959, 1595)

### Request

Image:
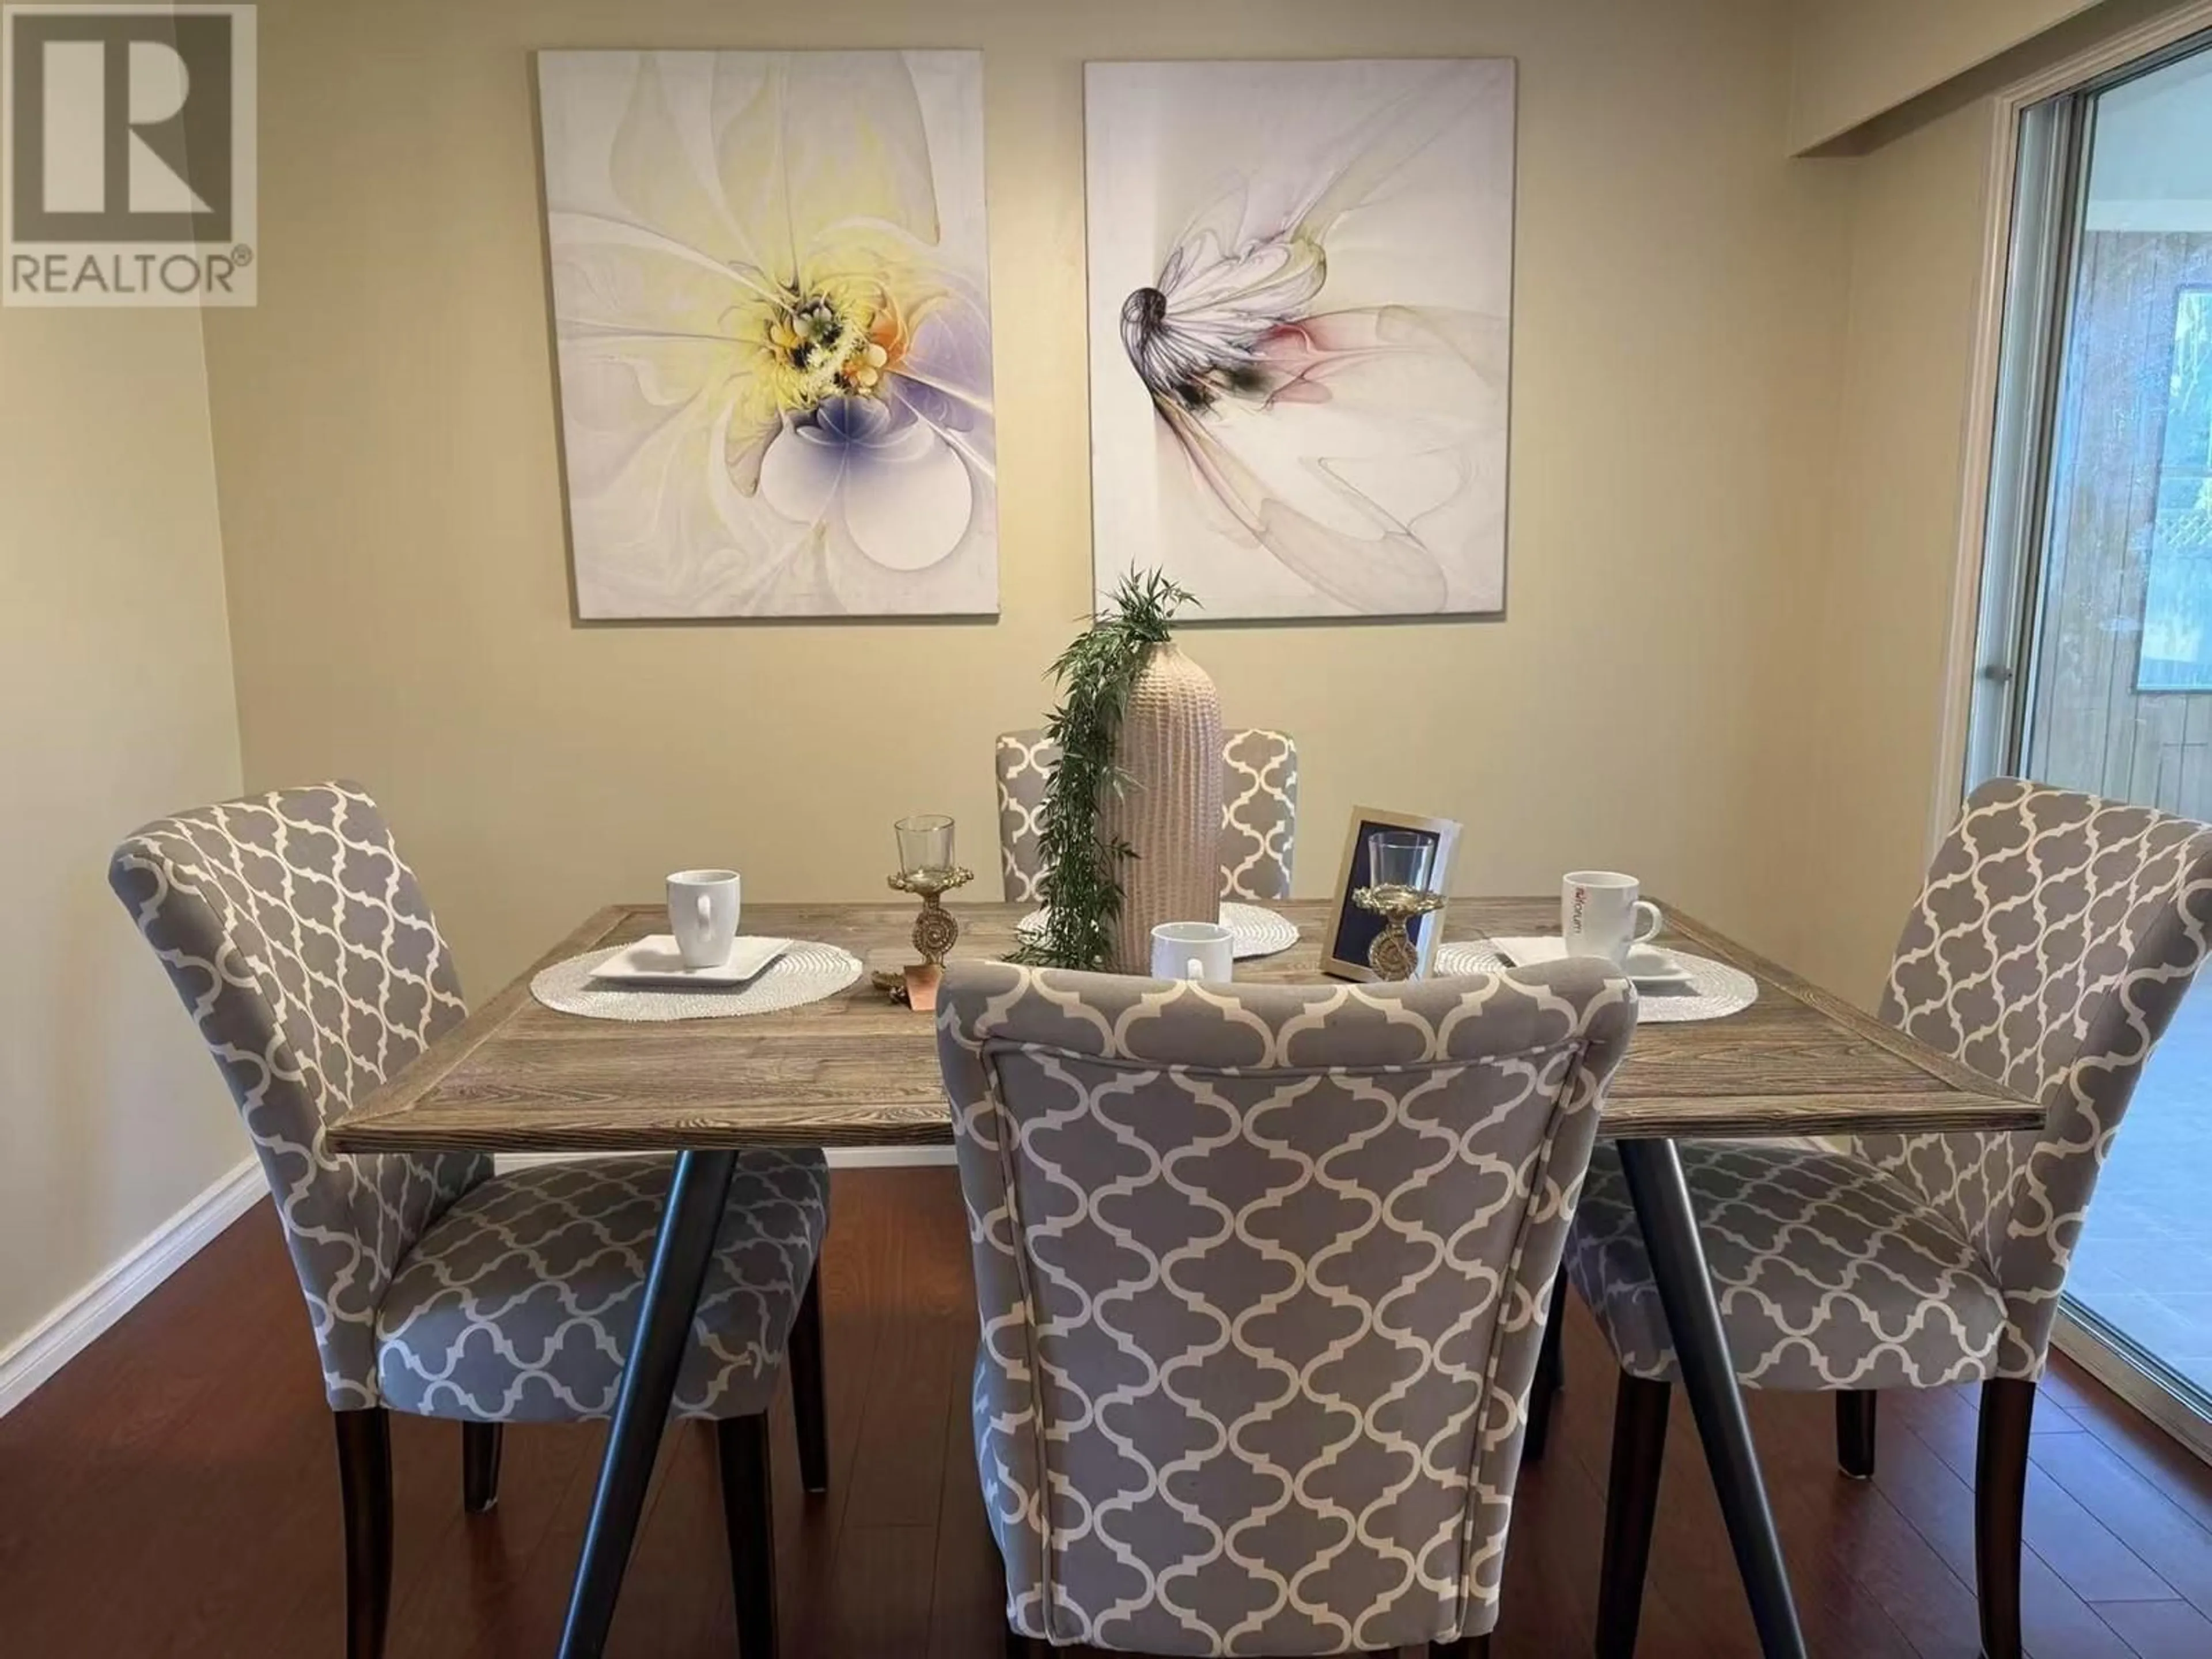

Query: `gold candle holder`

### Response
(1354, 883, 1448, 981)
(872, 865, 974, 1008)
(889, 865, 973, 967)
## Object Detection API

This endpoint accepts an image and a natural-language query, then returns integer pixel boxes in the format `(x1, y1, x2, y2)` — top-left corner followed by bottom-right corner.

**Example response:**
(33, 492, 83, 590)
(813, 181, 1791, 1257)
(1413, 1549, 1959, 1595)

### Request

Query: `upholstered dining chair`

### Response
(1546, 778, 2212, 1659)
(995, 727, 1300, 904)
(937, 956, 1639, 1657)
(108, 782, 831, 1659)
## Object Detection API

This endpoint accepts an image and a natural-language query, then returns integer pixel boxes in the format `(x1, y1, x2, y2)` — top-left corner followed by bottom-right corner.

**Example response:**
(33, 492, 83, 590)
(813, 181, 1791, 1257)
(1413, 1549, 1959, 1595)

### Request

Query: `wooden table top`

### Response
(328, 898, 2041, 1156)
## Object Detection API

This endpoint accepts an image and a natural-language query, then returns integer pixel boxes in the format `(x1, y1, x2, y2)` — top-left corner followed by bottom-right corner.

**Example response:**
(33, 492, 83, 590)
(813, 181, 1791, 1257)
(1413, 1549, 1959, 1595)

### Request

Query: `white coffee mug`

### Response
(1152, 921, 1234, 983)
(668, 869, 741, 969)
(1562, 871, 1662, 966)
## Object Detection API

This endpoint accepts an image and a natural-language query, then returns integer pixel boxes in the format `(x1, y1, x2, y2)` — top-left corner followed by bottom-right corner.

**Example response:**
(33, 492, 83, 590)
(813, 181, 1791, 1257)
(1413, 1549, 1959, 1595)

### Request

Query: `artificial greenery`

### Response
(1012, 569, 1197, 971)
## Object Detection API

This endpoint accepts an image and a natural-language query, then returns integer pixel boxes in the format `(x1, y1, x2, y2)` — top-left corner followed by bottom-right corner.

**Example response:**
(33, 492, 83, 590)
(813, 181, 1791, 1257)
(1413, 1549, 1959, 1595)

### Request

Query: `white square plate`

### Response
(589, 934, 792, 987)
(1487, 934, 1697, 989)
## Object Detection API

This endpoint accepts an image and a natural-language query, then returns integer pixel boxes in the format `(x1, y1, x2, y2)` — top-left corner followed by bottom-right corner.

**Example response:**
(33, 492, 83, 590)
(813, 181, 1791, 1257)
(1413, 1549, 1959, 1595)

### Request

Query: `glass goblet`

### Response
(1366, 831, 1438, 903)
(895, 814, 956, 882)
(1357, 831, 1445, 982)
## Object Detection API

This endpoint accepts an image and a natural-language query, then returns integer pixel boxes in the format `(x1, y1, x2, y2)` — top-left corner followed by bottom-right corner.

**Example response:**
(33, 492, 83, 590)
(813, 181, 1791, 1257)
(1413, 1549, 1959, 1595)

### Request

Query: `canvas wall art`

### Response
(536, 51, 997, 619)
(1085, 59, 1515, 620)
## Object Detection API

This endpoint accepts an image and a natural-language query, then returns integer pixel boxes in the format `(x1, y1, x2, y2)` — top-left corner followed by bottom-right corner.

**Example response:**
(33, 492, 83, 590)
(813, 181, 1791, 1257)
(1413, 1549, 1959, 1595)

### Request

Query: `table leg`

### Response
(1616, 1140, 1808, 1659)
(558, 1150, 738, 1659)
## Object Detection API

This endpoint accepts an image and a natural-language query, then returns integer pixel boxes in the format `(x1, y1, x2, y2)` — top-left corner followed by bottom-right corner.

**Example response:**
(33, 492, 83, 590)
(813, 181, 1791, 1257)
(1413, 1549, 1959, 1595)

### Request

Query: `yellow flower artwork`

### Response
(537, 51, 997, 618)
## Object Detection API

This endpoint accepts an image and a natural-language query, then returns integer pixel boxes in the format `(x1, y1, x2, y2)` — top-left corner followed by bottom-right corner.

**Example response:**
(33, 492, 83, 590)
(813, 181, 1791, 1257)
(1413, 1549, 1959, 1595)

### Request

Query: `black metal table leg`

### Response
(1616, 1140, 1808, 1659)
(558, 1150, 738, 1659)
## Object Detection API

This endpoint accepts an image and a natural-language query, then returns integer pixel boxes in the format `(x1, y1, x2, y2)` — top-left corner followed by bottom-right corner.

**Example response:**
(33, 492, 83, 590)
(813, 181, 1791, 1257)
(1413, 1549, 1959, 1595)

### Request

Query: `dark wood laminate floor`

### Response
(6, 1168, 2212, 1658)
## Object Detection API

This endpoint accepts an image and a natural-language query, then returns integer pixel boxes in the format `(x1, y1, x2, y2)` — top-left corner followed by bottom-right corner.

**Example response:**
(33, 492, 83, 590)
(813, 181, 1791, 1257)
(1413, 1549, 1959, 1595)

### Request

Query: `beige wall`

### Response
(205, 0, 1848, 995)
(1774, 101, 1999, 1001)
(0, 310, 247, 1359)
(1789, 0, 2100, 150)
(1780, 10, 2212, 1005)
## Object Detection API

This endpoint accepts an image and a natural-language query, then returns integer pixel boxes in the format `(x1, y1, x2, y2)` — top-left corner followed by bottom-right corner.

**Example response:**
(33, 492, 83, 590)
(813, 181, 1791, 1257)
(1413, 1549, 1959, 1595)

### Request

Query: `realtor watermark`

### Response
(2, 3, 255, 305)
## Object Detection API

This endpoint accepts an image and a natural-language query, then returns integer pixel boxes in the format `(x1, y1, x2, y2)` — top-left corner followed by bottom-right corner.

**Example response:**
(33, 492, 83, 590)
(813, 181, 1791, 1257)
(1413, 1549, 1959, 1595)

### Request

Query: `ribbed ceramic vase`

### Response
(1104, 641, 1224, 974)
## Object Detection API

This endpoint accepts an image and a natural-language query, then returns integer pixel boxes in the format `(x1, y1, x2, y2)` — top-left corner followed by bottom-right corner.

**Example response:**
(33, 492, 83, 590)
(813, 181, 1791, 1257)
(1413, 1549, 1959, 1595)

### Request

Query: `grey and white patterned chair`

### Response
(1549, 779, 2212, 1659)
(994, 730, 1060, 905)
(108, 782, 831, 1659)
(1218, 728, 1300, 901)
(938, 956, 1639, 1656)
(995, 727, 1299, 904)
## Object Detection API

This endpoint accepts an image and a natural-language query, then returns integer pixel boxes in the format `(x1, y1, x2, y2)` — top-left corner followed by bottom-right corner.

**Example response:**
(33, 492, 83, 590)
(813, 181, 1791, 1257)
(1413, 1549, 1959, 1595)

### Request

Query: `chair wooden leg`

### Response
(789, 1268, 830, 1494)
(718, 1414, 780, 1658)
(1976, 1378, 2035, 1659)
(1430, 1637, 1490, 1657)
(1597, 1374, 1671, 1659)
(1003, 1631, 1041, 1658)
(1524, 1266, 1569, 1465)
(1836, 1389, 1877, 1480)
(334, 1408, 393, 1659)
(462, 1421, 503, 1513)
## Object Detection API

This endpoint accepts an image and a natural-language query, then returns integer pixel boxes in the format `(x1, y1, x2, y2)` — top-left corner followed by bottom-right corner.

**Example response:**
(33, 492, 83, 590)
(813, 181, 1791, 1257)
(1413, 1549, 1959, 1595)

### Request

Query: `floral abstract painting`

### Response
(537, 51, 997, 618)
(1085, 60, 1514, 620)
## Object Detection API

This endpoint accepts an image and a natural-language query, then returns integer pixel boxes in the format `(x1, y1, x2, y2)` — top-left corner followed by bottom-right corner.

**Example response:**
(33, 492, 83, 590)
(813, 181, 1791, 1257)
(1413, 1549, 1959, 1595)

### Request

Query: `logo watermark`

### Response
(2, 3, 255, 306)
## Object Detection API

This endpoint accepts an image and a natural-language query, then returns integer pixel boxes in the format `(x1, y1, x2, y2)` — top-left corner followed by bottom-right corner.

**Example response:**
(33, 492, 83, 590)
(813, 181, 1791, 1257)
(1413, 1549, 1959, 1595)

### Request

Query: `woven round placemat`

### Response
(531, 941, 862, 1023)
(1017, 902, 1299, 961)
(1431, 941, 1759, 1024)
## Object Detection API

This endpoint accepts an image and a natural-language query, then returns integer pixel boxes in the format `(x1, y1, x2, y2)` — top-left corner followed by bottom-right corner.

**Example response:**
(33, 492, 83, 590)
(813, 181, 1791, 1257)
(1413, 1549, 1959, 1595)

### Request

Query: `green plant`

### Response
(1012, 569, 1196, 970)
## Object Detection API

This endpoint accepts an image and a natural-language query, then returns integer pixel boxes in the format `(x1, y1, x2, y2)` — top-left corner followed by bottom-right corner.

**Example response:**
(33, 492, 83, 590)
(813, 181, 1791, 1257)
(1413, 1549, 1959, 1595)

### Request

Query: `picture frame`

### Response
(535, 50, 999, 620)
(1085, 58, 1516, 621)
(1321, 807, 1464, 982)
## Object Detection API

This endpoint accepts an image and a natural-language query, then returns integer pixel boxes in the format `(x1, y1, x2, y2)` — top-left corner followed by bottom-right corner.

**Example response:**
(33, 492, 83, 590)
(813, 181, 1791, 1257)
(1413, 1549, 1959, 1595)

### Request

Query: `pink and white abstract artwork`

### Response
(1085, 59, 1515, 620)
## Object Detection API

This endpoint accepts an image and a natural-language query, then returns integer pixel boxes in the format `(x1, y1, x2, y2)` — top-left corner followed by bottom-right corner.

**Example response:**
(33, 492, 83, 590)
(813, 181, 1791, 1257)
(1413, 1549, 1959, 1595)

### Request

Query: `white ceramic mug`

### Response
(1152, 921, 1234, 983)
(668, 869, 741, 969)
(1562, 871, 1662, 966)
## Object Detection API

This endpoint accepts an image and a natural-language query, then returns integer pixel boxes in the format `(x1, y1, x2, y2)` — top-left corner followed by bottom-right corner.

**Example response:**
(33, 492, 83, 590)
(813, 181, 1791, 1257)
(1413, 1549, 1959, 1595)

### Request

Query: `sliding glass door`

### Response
(1974, 33, 2212, 1445)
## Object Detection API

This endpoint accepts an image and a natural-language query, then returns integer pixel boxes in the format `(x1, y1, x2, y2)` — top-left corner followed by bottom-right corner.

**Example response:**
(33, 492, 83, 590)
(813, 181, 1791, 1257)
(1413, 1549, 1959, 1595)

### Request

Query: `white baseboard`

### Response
(495, 1146, 956, 1172)
(822, 1146, 956, 1169)
(0, 1155, 263, 1418)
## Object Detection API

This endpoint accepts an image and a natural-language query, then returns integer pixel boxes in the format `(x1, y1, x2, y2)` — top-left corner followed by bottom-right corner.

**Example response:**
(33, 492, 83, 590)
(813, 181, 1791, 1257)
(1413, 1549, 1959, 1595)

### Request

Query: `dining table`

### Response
(329, 895, 2043, 1659)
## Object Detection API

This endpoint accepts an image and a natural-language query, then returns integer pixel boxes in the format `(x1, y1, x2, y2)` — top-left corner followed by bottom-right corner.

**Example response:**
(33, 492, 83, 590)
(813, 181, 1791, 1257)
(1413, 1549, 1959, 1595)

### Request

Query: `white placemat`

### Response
(1016, 902, 1300, 960)
(531, 941, 862, 1022)
(1432, 941, 1759, 1023)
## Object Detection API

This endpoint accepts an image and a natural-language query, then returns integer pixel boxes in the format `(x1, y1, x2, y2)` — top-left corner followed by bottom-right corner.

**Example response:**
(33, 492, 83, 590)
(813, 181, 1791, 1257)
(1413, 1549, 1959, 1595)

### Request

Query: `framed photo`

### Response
(1321, 808, 1464, 982)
